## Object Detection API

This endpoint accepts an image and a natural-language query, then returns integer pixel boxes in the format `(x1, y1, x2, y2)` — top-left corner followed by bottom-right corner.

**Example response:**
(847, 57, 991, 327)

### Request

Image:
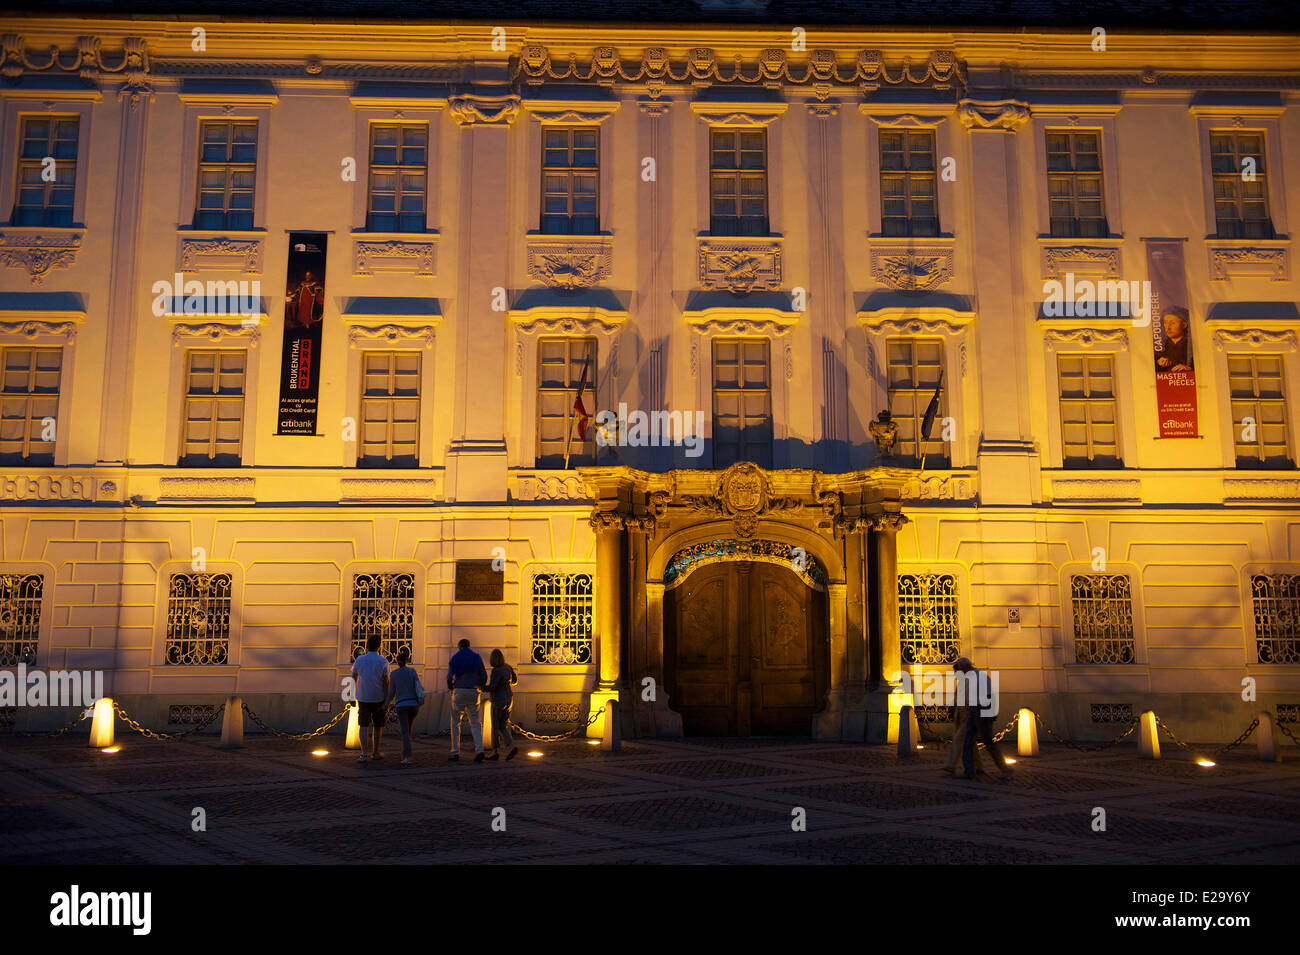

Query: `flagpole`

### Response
(564, 355, 591, 471)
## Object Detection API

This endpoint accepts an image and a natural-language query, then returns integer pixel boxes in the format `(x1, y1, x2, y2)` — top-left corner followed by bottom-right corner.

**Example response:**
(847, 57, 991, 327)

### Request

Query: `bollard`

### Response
(1257, 711, 1279, 762)
(1016, 707, 1039, 757)
(896, 705, 920, 757)
(601, 698, 621, 753)
(481, 695, 494, 750)
(344, 702, 360, 749)
(1138, 710, 1161, 759)
(88, 697, 114, 748)
(218, 696, 243, 749)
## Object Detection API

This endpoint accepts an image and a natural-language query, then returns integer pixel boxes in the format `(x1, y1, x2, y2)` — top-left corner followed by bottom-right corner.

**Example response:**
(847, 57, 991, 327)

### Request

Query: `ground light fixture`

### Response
(311, 749, 329, 757)
(1004, 758, 1016, 765)
(1197, 759, 1216, 768)
(527, 751, 544, 758)
(587, 739, 600, 745)
(100, 747, 120, 755)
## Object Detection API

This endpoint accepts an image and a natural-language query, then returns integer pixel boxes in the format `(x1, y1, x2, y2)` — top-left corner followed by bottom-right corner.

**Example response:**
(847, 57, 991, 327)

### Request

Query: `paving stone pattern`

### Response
(1, 733, 1298, 865)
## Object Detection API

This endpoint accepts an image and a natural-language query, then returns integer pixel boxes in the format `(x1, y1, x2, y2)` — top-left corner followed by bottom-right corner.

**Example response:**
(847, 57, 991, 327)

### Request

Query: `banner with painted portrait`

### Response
(1144, 240, 1198, 438)
(276, 233, 328, 435)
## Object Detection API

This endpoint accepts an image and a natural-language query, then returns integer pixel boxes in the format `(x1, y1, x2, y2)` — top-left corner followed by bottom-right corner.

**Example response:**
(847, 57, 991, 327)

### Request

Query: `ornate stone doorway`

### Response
(664, 544, 829, 735)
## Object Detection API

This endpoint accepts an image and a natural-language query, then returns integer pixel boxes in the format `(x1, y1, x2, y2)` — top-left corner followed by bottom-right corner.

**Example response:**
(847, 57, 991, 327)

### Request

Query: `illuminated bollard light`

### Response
(896, 705, 920, 757)
(218, 696, 243, 750)
(88, 697, 114, 749)
(1017, 708, 1039, 757)
(601, 698, 621, 753)
(1138, 710, 1161, 759)
(1257, 711, 1279, 762)
(481, 695, 494, 748)
(344, 702, 360, 750)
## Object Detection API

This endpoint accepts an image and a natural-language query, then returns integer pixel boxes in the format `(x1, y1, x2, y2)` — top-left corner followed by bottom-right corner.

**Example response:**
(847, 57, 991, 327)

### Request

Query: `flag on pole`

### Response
(919, 369, 943, 474)
(563, 355, 591, 469)
(572, 355, 591, 441)
(920, 369, 944, 444)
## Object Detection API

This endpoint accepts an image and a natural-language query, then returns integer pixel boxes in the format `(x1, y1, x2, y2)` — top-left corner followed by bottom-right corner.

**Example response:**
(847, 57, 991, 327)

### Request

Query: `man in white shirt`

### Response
(351, 634, 391, 762)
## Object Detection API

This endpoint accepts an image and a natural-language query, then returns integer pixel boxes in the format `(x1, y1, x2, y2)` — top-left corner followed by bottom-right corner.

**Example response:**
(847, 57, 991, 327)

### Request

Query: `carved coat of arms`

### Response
(683, 462, 799, 539)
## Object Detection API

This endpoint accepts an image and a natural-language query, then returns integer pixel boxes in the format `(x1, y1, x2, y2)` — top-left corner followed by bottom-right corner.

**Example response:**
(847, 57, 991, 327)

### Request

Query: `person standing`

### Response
(386, 646, 425, 765)
(484, 649, 518, 761)
(446, 638, 487, 763)
(350, 634, 390, 763)
(954, 657, 1013, 781)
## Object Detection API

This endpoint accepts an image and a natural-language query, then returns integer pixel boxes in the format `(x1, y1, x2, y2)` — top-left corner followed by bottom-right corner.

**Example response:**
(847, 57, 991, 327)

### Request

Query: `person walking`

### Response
(386, 646, 425, 765)
(941, 697, 982, 775)
(446, 638, 487, 763)
(484, 649, 518, 761)
(954, 657, 1013, 781)
(350, 634, 391, 763)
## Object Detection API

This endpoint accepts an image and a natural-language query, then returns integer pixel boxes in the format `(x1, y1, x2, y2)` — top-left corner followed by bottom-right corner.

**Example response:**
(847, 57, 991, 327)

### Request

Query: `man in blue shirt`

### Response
(446, 638, 487, 762)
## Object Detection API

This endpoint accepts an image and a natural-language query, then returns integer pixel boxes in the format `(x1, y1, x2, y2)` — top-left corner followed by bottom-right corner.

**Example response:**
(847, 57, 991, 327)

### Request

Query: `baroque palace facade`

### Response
(0, 5, 1298, 740)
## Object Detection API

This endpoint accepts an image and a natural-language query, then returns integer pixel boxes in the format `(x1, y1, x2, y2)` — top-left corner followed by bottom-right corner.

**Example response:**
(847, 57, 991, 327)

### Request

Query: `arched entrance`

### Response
(663, 540, 829, 736)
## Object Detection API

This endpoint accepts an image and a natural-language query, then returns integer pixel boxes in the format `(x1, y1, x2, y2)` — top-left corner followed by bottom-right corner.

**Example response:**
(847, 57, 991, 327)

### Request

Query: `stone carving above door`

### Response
(680, 462, 801, 539)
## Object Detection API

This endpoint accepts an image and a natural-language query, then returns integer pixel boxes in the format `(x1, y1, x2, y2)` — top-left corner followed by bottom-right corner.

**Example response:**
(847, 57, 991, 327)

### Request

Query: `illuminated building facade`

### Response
(0, 3, 1297, 741)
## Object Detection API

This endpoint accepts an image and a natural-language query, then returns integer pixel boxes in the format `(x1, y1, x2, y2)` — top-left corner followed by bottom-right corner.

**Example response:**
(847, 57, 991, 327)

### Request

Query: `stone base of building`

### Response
(5, 692, 1290, 748)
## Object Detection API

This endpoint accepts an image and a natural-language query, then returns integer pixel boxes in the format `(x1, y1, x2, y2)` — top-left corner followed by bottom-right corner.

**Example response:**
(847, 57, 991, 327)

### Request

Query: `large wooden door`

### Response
(665, 560, 827, 736)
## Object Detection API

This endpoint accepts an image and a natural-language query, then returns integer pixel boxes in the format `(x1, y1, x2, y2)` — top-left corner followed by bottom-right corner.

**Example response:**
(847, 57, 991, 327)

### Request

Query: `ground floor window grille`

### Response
(1277, 704, 1299, 725)
(0, 573, 42, 666)
(351, 573, 415, 663)
(1251, 574, 1300, 664)
(165, 573, 232, 665)
(1091, 703, 1133, 723)
(531, 573, 593, 664)
(168, 704, 219, 725)
(1070, 574, 1135, 663)
(898, 573, 960, 665)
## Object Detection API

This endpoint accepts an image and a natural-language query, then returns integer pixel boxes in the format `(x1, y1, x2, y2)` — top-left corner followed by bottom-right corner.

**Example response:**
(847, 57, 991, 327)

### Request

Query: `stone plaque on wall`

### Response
(455, 560, 504, 601)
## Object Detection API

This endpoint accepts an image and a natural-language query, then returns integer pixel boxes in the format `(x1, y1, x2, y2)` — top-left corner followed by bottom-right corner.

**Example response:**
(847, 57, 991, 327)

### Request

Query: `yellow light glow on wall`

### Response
(88, 697, 114, 748)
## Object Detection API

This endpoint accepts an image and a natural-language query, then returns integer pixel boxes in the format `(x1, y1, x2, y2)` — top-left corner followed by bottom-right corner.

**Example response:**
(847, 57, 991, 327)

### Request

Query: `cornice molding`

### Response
(0, 319, 79, 342)
(1043, 327, 1130, 350)
(857, 307, 975, 334)
(1, 34, 150, 91)
(347, 323, 438, 348)
(171, 321, 261, 347)
(508, 308, 627, 337)
(522, 99, 621, 124)
(690, 101, 788, 126)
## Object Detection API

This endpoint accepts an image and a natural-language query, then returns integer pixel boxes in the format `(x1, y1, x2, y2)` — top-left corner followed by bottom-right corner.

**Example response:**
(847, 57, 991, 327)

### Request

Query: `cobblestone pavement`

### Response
(2, 732, 1299, 865)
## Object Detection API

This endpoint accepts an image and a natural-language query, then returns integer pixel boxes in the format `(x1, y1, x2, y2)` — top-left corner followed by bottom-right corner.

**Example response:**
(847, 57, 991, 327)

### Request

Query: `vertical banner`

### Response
(277, 233, 328, 435)
(1144, 240, 1198, 438)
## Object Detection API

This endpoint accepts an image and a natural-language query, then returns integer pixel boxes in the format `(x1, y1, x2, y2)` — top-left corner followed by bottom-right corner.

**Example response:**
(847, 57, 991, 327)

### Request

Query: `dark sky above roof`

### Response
(4, 0, 1298, 30)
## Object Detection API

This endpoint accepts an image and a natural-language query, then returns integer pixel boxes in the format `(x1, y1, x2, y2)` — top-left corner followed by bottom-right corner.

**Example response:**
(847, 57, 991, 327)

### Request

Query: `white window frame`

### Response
(0, 318, 78, 467)
(0, 92, 97, 230)
(859, 109, 958, 240)
(691, 102, 786, 238)
(1207, 324, 1300, 470)
(1040, 328, 1136, 470)
(1189, 105, 1289, 241)
(166, 324, 262, 468)
(521, 99, 618, 235)
(343, 320, 439, 468)
(176, 94, 275, 234)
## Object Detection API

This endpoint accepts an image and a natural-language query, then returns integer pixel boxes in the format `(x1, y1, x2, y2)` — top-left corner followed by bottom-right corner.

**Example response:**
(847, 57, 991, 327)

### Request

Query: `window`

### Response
(536, 337, 596, 468)
(1210, 131, 1273, 239)
(710, 128, 768, 236)
(350, 572, 415, 663)
(165, 572, 232, 665)
(194, 119, 257, 230)
(12, 116, 79, 226)
(359, 351, 420, 467)
(898, 573, 960, 665)
(1058, 354, 1120, 467)
(1250, 573, 1300, 664)
(879, 128, 938, 237)
(180, 349, 245, 466)
(1070, 574, 1135, 663)
(0, 572, 43, 666)
(886, 339, 947, 466)
(366, 123, 428, 232)
(1046, 129, 1107, 238)
(1229, 354, 1291, 468)
(531, 572, 593, 664)
(0, 347, 61, 465)
(712, 339, 772, 468)
(541, 126, 598, 234)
